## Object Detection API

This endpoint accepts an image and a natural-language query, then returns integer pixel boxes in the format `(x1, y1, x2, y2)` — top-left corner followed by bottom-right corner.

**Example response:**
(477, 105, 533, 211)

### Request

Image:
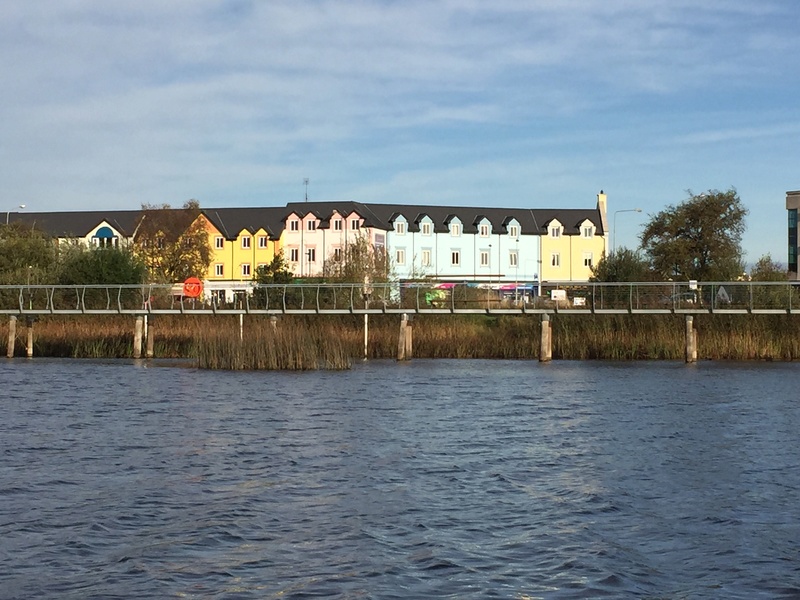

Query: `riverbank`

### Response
(4, 313, 800, 366)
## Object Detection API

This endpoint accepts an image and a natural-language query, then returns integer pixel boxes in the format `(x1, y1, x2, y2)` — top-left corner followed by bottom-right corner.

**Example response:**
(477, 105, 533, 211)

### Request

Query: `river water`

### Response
(1, 358, 799, 599)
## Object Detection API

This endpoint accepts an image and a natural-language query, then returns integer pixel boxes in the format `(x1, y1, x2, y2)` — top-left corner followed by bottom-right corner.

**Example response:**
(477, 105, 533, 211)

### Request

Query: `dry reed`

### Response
(3, 313, 800, 366)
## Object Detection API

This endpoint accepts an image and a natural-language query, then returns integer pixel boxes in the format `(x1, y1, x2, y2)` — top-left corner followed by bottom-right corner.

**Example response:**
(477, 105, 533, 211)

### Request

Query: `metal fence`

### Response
(0, 281, 798, 315)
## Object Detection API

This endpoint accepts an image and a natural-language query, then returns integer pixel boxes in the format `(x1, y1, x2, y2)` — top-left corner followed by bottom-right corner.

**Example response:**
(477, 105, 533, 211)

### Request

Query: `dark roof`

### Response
(284, 201, 386, 230)
(10, 210, 144, 238)
(202, 207, 287, 239)
(5, 201, 605, 239)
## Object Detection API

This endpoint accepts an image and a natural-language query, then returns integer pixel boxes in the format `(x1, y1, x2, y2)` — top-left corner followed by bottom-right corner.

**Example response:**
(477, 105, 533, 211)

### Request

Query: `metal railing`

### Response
(0, 281, 798, 315)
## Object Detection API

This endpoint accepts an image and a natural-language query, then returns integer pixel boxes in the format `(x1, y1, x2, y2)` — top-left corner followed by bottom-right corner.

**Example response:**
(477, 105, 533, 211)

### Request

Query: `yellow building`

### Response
(539, 192, 608, 282)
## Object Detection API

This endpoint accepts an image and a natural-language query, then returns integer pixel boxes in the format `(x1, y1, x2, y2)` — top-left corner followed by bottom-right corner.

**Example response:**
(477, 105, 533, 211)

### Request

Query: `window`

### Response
(421, 249, 431, 267)
(214, 236, 224, 249)
(509, 225, 519, 238)
(583, 226, 593, 238)
(479, 224, 489, 237)
(509, 251, 519, 268)
(241, 236, 251, 249)
(307, 248, 316, 262)
(480, 251, 490, 267)
(396, 249, 406, 265)
(333, 247, 342, 262)
(333, 219, 343, 231)
(395, 222, 406, 235)
(551, 253, 560, 267)
(241, 263, 251, 277)
(351, 219, 360, 230)
(290, 248, 299, 262)
(307, 220, 316, 231)
(451, 250, 460, 266)
(421, 222, 432, 235)
(290, 220, 299, 231)
(451, 223, 461, 236)
(258, 235, 268, 248)
(550, 226, 561, 238)
(214, 264, 224, 277)
(583, 253, 593, 268)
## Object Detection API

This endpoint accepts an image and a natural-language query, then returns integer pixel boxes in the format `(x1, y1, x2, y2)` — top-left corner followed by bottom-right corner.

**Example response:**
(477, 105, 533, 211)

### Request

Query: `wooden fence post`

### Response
(7, 315, 16, 358)
(26, 317, 34, 358)
(133, 316, 143, 359)
(685, 315, 697, 363)
(540, 314, 552, 362)
(145, 317, 155, 359)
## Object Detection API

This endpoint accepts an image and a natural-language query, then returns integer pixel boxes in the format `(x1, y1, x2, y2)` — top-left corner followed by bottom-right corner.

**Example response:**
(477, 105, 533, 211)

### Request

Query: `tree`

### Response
(57, 245, 145, 285)
(132, 199, 212, 283)
(749, 254, 786, 281)
(322, 233, 392, 284)
(590, 247, 654, 282)
(0, 222, 56, 284)
(640, 188, 747, 281)
(254, 253, 293, 285)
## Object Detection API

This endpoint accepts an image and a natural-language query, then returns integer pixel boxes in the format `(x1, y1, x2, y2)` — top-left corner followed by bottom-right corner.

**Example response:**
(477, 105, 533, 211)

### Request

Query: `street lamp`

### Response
(612, 208, 642, 254)
(5, 204, 25, 225)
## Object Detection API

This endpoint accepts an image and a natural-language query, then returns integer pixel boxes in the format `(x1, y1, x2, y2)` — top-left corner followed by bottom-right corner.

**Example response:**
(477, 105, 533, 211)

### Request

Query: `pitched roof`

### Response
(10, 210, 144, 238)
(202, 207, 287, 239)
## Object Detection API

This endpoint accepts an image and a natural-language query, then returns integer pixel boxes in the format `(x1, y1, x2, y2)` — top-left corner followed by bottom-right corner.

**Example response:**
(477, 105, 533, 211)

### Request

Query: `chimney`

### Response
(597, 190, 609, 255)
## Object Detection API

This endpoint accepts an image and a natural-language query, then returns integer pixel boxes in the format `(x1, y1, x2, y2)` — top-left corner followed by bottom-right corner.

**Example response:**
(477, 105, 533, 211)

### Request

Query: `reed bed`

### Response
(194, 317, 351, 370)
(4, 313, 800, 367)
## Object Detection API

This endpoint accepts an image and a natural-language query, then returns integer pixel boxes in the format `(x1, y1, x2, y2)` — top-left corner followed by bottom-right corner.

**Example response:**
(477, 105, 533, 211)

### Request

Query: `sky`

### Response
(2, 0, 799, 263)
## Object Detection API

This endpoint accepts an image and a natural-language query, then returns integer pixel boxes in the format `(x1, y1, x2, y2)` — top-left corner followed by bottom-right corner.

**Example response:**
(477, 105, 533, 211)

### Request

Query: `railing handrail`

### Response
(0, 281, 797, 316)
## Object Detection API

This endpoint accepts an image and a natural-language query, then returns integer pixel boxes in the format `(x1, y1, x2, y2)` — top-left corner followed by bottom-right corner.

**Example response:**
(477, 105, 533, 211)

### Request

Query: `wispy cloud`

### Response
(1, 0, 799, 260)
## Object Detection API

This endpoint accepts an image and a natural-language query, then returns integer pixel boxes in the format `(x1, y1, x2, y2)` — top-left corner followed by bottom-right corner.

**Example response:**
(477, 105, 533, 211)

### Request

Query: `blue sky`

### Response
(2, 0, 799, 263)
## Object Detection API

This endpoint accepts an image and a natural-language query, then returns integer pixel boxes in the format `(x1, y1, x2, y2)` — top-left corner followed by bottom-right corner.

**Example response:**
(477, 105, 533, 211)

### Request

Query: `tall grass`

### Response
(3, 313, 800, 366)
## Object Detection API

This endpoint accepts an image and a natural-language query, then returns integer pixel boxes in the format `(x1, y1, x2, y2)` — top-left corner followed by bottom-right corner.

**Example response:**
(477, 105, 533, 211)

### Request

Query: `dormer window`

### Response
(550, 226, 561, 238)
(333, 219, 343, 231)
(395, 222, 406, 235)
(583, 225, 594, 238)
(290, 220, 299, 232)
(307, 220, 317, 231)
(351, 219, 360, 230)
(509, 225, 519, 238)
(421, 222, 432, 235)
(451, 223, 461, 237)
(479, 224, 489, 237)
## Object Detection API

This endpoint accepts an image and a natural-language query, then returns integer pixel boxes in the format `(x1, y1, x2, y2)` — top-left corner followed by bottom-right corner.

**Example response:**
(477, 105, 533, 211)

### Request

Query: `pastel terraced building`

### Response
(5, 192, 609, 300)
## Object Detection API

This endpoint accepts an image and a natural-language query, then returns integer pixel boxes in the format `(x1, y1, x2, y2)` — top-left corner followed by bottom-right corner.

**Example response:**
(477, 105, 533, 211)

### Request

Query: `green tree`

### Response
(254, 253, 294, 285)
(252, 253, 294, 309)
(590, 247, 654, 282)
(57, 245, 145, 285)
(0, 222, 55, 284)
(749, 254, 786, 281)
(640, 188, 747, 281)
(133, 199, 212, 283)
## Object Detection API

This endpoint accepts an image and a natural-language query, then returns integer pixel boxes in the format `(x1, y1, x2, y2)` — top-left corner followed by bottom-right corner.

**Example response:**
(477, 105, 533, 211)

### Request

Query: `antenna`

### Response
(304, 178, 309, 202)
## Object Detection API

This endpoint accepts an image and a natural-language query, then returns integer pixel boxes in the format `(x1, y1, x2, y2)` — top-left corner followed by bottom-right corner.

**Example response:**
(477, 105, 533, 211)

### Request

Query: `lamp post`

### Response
(5, 204, 25, 225)
(612, 208, 642, 254)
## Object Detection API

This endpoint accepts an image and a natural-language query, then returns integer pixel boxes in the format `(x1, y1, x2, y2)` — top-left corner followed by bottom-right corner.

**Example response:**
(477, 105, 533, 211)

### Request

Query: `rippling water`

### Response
(2, 358, 800, 599)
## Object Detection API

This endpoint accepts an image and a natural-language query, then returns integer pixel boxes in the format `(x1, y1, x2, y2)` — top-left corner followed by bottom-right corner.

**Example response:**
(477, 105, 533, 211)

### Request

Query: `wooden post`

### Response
(145, 317, 155, 359)
(270, 316, 277, 331)
(685, 315, 697, 363)
(363, 313, 369, 361)
(6, 316, 16, 358)
(239, 314, 244, 342)
(405, 316, 413, 359)
(539, 314, 552, 362)
(133, 316, 143, 359)
(397, 314, 408, 361)
(26, 318, 34, 358)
